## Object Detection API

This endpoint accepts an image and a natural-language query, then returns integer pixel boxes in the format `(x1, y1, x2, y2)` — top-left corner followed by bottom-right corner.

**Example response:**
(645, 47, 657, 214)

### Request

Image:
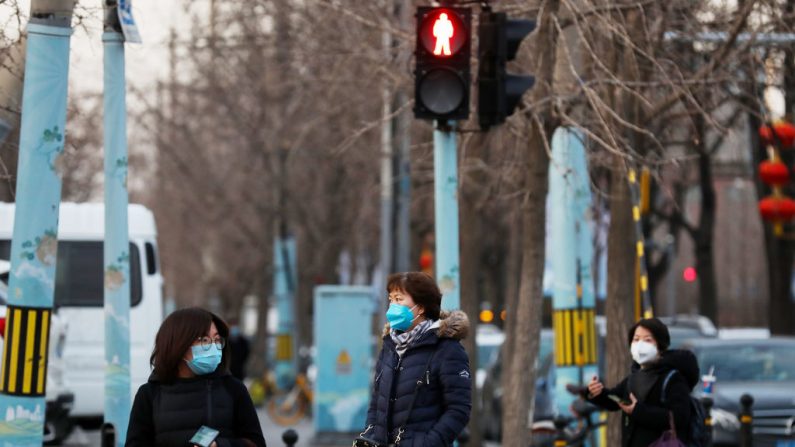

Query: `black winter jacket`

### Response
(588, 349, 700, 447)
(125, 370, 266, 447)
(363, 310, 472, 447)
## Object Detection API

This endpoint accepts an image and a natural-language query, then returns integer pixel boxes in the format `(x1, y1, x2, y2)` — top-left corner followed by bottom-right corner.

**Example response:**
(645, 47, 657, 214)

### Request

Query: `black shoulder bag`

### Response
(353, 348, 437, 447)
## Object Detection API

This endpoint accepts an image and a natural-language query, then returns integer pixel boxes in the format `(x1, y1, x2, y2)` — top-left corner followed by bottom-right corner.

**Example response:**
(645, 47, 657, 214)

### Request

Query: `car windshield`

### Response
(694, 344, 795, 382)
(478, 343, 501, 369)
(669, 327, 706, 347)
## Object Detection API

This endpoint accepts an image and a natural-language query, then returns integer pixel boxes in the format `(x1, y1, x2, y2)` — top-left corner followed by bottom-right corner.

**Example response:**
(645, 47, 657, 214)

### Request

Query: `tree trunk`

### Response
(501, 3, 559, 444)
(248, 239, 275, 381)
(605, 158, 636, 445)
(0, 37, 25, 201)
(695, 114, 719, 324)
(459, 133, 486, 446)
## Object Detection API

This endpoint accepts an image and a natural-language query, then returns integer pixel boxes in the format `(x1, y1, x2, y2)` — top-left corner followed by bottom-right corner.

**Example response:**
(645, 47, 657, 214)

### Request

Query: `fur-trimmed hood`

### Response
(382, 309, 470, 340)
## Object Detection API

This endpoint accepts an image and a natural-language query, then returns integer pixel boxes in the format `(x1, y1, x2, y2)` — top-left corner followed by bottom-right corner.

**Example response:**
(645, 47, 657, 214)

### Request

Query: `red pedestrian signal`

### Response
(414, 7, 471, 121)
(418, 9, 467, 58)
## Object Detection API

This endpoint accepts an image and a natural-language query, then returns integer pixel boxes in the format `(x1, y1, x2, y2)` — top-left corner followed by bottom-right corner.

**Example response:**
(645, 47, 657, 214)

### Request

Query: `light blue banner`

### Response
(548, 127, 598, 417)
(434, 125, 460, 310)
(313, 286, 373, 433)
(0, 21, 72, 447)
(103, 31, 131, 447)
(273, 236, 297, 390)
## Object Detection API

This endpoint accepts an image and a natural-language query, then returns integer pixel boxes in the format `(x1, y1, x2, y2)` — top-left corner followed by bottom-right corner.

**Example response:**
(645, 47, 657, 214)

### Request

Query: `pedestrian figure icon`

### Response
(433, 13, 454, 56)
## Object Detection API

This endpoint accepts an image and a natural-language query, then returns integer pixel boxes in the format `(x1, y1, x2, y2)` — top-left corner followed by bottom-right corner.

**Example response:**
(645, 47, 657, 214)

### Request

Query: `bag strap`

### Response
(660, 369, 678, 404)
(668, 412, 678, 439)
(394, 345, 438, 444)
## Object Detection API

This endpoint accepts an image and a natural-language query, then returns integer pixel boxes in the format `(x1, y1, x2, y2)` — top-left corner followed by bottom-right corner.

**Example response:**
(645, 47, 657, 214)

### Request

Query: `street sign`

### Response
(118, 0, 141, 43)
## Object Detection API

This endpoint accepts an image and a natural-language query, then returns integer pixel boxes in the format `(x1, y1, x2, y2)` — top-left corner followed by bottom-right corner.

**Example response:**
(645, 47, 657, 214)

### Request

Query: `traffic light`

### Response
(683, 267, 697, 283)
(414, 7, 472, 121)
(477, 10, 536, 129)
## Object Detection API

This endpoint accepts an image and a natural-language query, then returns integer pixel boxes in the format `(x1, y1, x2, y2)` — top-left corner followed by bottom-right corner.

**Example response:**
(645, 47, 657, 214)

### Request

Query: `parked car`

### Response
(658, 314, 718, 346)
(480, 329, 556, 441)
(475, 323, 504, 390)
(0, 262, 74, 444)
(0, 202, 164, 424)
(681, 337, 795, 447)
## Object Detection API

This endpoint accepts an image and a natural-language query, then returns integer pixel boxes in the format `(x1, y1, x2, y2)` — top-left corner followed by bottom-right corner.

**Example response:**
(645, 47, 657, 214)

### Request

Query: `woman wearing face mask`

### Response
(586, 318, 700, 447)
(357, 272, 472, 447)
(126, 307, 267, 447)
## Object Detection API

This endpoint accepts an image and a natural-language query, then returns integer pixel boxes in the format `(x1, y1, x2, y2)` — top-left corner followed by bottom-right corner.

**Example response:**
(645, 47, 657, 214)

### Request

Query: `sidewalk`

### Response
(258, 405, 360, 447)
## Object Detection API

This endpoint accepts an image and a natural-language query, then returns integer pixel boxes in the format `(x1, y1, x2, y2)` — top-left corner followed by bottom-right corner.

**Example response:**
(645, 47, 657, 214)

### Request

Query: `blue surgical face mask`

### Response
(185, 344, 222, 375)
(386, 303, 418, 331)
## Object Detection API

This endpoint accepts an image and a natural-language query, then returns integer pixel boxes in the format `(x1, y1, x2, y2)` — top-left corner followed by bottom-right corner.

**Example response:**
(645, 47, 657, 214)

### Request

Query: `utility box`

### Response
(313, 286, 375, 435)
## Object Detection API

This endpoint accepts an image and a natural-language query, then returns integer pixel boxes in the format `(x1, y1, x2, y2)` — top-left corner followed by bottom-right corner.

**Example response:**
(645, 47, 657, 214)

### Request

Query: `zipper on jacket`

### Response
(206, 380, 213, 426)
(360, 424, 374, 437)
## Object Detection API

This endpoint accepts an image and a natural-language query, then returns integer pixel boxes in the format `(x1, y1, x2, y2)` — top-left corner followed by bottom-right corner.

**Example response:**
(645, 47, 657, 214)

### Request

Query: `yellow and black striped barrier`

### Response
(553, 308, 598, 367)
(628, 168, 654, 320)
(0, 305, 51, 396)
(275, 333, 293, 362)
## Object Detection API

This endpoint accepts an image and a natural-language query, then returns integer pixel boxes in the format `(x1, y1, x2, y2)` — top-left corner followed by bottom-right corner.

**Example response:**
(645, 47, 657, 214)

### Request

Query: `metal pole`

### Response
(553, 416, 568, 447)
(100, 422, 117, 447)
(102, 2, 132, 444)
(434, 122, 460, 310)
(0, 1, 74, 445)
(739, 394, 754, 447)
(377, 4, 393, 323)
(281, 429, 299, 447)
(628, 168, 654, 318)
(393, 0, 412, 273)
(273, 236, 297, 390)
(702, 396, 714, 447)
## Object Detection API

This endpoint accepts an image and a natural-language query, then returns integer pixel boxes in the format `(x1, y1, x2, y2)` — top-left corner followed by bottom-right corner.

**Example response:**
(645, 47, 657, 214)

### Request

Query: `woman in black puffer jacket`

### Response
(587, 318, 700, 447)
(360, 272, 472, 447)
(126, 307, 267, 447)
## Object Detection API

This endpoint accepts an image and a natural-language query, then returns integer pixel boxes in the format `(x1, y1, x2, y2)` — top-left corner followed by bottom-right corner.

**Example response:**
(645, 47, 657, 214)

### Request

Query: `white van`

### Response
(0, 202, 164, 422)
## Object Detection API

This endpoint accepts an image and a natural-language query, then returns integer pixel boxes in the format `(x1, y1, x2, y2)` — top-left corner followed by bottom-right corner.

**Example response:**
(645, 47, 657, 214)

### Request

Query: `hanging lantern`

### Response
(759, 160, 790, 186)
(759, 196, 795, 222)
(759, 120, 795, 148)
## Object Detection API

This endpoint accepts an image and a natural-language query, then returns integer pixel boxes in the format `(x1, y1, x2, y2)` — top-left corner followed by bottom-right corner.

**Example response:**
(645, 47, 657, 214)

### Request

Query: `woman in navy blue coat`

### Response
(360, 272, 472, 447)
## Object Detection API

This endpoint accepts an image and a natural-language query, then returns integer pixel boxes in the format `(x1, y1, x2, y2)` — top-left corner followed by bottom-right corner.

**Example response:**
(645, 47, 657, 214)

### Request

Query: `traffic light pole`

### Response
(434, 122, 461, 310)
(102, 2, 132, 444)
(0, 1, 74, 445)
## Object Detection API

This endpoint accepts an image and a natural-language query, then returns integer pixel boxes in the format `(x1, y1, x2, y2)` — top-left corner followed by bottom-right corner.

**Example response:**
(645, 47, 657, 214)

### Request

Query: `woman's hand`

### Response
(587, 375, 604, 398)
(618, 393, 637, 415)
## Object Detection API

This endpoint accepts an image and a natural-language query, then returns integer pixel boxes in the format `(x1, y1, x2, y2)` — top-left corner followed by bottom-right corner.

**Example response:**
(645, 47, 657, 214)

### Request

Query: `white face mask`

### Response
(631, 341, 659, 365)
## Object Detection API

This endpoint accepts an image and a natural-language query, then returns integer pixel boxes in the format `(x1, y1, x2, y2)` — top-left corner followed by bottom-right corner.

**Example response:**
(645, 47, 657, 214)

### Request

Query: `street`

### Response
(58, 406, 317, 447)
(57, 407, 502, 446)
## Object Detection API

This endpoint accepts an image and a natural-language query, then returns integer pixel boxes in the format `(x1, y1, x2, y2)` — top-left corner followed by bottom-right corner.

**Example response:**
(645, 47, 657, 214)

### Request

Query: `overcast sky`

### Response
(2, 0, 184, 95)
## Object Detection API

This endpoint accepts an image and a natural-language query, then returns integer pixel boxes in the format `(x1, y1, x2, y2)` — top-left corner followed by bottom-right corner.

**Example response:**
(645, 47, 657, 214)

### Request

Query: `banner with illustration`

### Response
(0, 20, 72, 447)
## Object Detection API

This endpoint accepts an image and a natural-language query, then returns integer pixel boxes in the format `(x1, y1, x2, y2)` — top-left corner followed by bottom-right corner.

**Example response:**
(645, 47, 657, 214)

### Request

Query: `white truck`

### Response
(0, 202, 164, 427)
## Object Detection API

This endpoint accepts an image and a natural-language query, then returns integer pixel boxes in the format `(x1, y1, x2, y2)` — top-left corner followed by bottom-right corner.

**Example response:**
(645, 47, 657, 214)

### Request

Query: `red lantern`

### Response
(759, 160, 790, 186)
(759, 121, 795, 148)
(759, 196, 795, 222)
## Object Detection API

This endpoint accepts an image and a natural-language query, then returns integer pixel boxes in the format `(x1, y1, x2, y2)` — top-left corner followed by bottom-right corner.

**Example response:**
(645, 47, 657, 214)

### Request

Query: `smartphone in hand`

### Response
(189, 425, 220, 447)
(607, 394, 630, 405)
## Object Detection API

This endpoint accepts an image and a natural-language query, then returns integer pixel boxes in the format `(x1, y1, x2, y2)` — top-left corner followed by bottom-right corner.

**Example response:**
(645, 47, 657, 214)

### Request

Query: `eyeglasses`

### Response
(195, 336, 225, 351)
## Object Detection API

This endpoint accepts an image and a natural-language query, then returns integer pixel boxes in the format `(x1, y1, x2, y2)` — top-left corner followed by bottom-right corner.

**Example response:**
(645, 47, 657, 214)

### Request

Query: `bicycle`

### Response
(530, 385, 607, 447)
(266, 373, 314, 426)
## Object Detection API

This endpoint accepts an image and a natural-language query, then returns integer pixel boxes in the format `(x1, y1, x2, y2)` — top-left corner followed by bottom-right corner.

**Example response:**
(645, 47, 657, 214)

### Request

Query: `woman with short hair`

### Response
(126, 307, 267, 447)
(587, 318, 700, 447)
(357, 272, 472, 447)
